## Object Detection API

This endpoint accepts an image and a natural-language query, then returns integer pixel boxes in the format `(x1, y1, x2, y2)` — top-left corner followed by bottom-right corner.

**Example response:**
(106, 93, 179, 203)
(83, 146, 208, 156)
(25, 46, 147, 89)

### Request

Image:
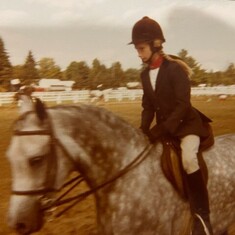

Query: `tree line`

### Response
(0, 37, 234, 91)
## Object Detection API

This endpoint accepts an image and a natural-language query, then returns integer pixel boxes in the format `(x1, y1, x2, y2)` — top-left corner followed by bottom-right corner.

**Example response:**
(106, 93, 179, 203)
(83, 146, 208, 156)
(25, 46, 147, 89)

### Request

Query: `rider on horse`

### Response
(129, 16, 214, 235)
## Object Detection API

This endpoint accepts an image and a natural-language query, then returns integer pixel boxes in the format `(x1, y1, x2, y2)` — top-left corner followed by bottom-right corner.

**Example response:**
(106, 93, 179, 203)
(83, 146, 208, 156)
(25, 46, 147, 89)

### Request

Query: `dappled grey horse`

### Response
(6, 94, 235, 235)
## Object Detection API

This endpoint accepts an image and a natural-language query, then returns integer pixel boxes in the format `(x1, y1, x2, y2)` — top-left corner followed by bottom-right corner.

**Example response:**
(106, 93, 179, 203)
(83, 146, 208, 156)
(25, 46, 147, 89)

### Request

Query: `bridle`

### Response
(12, 129, 58, 196)
(11, 112, 154, 218)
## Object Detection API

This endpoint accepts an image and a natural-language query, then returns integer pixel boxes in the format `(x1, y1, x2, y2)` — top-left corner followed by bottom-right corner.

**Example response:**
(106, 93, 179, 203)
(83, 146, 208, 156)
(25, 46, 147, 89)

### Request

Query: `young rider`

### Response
(129, 16, 214, 235)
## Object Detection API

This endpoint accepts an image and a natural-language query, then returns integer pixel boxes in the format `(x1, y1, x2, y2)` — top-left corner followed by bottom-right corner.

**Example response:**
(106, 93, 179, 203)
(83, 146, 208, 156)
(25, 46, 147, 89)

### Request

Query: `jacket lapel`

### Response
(142, 60, 168, 100)
(143, 69, 156, 100)
(155, 60, 167, 93)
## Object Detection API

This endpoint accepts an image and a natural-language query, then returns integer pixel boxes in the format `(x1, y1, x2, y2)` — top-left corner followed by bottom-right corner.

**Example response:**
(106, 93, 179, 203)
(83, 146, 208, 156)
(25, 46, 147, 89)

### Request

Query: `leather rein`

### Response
(11, 115, 153, 218)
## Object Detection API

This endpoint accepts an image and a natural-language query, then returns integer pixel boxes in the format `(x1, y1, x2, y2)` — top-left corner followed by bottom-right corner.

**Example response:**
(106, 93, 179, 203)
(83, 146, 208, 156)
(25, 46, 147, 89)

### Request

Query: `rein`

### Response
(11, 113, 154, 218)
(48, 142, 153, 218)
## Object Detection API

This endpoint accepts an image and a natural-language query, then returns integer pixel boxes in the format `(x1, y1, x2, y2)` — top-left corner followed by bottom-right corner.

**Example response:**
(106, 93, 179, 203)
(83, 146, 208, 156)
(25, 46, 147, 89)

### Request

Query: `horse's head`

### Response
(7, 89, 150, 234)
(6, 91, 73, 234)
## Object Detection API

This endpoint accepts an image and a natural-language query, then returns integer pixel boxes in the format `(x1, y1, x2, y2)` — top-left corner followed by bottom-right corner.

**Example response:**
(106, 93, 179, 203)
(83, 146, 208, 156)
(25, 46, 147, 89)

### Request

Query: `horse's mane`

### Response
(15, 104, 135, 130)
(13, 103, 145, 149)
(49, 104, 137, 132)
(47, 104, 146, 150)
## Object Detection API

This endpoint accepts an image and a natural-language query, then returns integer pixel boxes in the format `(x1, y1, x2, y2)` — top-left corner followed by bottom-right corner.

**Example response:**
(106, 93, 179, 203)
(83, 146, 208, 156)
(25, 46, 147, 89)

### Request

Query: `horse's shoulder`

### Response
(215, 133, 235, 143)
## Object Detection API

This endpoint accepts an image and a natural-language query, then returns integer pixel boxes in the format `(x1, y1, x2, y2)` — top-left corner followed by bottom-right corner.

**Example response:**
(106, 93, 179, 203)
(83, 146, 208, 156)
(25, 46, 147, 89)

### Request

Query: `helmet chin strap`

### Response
(145, 44, 163, 65)
(145, 52, 154, 65)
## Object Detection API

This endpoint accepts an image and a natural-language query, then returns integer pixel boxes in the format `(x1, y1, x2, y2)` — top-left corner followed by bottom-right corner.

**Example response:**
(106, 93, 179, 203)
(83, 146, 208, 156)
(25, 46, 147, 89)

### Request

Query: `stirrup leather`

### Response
(195, 213, 210, 235)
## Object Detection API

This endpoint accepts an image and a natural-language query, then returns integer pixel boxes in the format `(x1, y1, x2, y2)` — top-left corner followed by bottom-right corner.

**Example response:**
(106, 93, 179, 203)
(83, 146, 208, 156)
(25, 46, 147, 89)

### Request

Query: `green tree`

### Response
(22, 51, 39, 85)
(88, 58, 108, 89)
(224, 63, 235, 85)
(109, 62, 125, 88)
(38, 57, 62, 79)
(65, 61, 90, 89)
(12, 65, 25, 81)
(124, 68, 140, 83)
(0, 37, 12, 89)
(211, 71, 223, 85)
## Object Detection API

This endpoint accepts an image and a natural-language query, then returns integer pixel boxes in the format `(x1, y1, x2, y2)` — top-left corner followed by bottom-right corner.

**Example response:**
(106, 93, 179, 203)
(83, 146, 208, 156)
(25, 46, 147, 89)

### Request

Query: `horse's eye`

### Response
(29, 156, 44, 167)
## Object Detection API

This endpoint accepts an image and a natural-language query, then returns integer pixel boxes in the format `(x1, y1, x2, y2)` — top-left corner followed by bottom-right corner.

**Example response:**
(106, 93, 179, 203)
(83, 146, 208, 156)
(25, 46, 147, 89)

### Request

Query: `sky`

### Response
(0, 0, 235, 72)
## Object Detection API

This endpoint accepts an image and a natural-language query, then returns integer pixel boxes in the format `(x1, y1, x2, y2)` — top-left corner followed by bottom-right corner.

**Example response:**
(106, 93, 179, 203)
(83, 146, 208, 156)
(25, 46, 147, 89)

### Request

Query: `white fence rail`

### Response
(0, 87, 235, 106)
(192, 86, 235, 96)
(0, 90, 143, 106)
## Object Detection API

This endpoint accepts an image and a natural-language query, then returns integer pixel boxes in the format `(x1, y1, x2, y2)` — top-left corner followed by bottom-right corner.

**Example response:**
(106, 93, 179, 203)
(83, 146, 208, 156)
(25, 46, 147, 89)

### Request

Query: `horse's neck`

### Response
(79, 137, 150, 188)
(51, 106, 152, 189)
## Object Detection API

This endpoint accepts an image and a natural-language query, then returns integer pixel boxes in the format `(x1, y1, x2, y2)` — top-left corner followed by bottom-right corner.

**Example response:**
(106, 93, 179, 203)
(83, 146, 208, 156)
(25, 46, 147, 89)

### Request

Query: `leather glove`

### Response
(139, 128, 156, 144)
(148, 124, 166, 143)
(147, 131, 157, 144)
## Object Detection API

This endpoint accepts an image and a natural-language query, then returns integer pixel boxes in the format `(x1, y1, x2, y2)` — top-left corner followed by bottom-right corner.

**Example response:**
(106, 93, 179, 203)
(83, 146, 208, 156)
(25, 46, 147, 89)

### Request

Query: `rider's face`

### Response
(135, 42, 152, 63)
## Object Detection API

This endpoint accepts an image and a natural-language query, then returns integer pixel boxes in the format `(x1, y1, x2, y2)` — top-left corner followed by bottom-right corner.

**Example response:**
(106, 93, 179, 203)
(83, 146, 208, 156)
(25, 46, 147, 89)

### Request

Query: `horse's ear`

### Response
(35, 98, 48, 121)
(15, 86, 35, 115)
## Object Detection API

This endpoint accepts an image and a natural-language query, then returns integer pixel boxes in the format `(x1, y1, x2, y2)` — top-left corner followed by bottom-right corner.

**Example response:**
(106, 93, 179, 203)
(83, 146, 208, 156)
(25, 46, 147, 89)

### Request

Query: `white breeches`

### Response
(180, 135, 200, 174)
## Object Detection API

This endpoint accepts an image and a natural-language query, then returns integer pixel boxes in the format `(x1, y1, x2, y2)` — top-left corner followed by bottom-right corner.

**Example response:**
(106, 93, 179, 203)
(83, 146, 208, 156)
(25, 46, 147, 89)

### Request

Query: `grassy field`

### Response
(0, 96, 235, 235)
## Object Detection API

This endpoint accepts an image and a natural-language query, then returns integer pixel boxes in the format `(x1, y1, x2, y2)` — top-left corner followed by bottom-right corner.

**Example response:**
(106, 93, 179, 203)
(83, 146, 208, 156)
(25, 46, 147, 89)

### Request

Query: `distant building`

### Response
(37, 79, 75, 91)
(126, 82, 141, 89)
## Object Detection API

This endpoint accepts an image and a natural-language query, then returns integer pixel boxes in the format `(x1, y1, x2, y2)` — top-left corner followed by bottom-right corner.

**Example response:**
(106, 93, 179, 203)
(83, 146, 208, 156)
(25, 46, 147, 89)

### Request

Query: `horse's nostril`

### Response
(16, 222, 28, 234)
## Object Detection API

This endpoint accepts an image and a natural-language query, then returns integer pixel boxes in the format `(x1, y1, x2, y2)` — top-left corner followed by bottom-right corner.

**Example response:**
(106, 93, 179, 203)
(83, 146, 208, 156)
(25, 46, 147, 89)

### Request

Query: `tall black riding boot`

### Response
(186, 169, 213, 235)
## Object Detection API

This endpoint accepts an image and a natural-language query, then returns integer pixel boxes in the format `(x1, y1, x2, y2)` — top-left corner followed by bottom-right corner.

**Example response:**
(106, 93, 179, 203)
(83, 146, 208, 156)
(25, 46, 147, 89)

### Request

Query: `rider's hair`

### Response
(153, 39, 193, 78)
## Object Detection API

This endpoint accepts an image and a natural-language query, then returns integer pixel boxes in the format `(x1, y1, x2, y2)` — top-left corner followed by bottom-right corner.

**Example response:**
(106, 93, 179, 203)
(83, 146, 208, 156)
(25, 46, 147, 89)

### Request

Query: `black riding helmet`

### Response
(129, 16, 165, 45)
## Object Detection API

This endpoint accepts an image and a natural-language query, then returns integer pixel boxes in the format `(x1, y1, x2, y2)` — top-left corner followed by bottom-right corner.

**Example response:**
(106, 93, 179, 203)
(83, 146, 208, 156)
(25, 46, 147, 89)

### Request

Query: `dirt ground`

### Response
(1, 97, 235, 235)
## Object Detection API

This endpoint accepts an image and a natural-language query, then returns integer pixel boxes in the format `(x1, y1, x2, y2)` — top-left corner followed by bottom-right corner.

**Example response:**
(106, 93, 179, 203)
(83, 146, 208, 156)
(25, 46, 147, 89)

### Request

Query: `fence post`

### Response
(117, 92, 122, 101)
(56, 95, 62, 104)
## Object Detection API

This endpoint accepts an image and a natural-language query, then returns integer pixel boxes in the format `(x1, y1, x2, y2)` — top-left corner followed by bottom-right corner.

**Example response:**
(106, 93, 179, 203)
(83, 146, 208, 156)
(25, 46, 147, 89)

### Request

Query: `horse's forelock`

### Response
(34, 98, 48, 121)
(13, 111, 50, 132)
